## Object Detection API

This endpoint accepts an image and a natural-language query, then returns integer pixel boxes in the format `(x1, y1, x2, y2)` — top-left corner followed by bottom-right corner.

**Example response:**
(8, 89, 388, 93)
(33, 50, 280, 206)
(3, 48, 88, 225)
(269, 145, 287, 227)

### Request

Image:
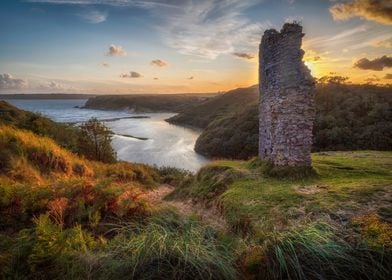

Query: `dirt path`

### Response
(142, 184, 227, 230)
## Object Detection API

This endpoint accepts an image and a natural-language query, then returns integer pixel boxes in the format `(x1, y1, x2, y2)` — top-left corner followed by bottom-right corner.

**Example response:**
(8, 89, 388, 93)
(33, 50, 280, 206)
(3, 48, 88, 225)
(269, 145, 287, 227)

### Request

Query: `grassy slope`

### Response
(0, 125, 236, 279)
(0, 100, 82, 153)
(170, 151, 392, 230)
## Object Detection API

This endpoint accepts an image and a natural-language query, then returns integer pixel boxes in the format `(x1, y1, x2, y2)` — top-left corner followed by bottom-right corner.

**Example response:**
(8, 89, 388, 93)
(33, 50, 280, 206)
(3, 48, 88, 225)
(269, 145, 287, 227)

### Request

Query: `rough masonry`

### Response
(259, 23, 315, 167)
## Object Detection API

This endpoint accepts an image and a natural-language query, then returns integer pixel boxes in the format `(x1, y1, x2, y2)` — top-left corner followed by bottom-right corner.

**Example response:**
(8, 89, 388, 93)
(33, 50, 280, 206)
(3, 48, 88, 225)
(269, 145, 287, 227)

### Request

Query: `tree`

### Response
(78, 118, 116, 163)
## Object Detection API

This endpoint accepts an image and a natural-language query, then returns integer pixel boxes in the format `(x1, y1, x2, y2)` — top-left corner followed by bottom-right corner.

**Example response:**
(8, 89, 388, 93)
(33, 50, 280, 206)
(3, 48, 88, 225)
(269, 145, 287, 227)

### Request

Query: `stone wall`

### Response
(259, 23, 315, 167)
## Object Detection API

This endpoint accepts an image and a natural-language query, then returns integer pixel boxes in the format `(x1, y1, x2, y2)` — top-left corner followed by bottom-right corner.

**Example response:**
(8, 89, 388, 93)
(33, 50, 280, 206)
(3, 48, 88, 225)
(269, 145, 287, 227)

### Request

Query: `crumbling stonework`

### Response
(259, 23, 315, 167)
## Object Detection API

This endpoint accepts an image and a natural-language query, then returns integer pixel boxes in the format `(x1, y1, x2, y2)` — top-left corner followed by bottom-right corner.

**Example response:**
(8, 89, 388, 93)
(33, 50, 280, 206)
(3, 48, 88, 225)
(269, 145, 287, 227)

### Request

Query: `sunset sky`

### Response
(0, 0, 391, 94)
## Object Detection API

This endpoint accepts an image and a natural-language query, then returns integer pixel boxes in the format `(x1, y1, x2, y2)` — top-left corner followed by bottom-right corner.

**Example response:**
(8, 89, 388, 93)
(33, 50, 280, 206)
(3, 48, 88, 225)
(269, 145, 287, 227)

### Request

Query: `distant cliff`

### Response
(83, 93, 217, 113)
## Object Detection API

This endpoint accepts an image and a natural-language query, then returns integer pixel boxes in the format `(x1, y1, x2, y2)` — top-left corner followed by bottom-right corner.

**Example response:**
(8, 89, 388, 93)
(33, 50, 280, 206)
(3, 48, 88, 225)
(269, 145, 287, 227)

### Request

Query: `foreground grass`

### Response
(172, 151, 391, 231)
(168, 151, 392, 279)
(1, 124, 391, 279)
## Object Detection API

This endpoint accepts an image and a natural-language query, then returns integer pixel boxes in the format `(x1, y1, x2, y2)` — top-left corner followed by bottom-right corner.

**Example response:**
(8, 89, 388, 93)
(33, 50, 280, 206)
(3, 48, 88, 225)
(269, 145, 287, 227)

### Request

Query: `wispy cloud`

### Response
(27, 0, 269, 59)
(150, 59, 168, 67)
(304, 24, 368, 50)
(26, 0, 182, 8)
(330, 0, 392, 25)
(154, 0, 268, 59)
(106, 44, 127, 56)
(78, 9, 107, 23)
(120, 71, 143, 78)
(0, 73, 28, 89)
(371, 37, 392, 48)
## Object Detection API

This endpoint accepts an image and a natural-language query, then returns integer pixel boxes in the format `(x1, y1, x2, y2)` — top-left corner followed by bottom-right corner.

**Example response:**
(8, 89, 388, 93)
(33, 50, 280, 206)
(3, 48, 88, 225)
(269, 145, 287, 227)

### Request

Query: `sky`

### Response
(0, 0, 391, 94)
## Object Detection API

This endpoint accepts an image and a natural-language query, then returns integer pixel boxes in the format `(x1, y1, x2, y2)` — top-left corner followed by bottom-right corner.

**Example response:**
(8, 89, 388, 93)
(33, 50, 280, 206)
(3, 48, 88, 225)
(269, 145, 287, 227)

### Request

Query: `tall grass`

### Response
(97, 209, 237, 280)
(257, 222, 391, 280)
(1, 210, 237, 280)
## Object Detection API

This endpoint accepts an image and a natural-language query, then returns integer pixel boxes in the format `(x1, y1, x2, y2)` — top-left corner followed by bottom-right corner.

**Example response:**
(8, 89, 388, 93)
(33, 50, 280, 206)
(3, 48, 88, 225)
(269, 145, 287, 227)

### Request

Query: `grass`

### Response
(182, 151, 392, 232)
(0, 125, 238, 279)
(1, 123, 391, 279)
(165, 150, 392, 279)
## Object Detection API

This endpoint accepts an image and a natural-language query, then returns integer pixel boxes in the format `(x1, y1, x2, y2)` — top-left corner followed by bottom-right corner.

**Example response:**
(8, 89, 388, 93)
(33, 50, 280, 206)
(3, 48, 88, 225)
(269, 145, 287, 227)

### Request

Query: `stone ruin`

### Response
(258, 23, 315, 167)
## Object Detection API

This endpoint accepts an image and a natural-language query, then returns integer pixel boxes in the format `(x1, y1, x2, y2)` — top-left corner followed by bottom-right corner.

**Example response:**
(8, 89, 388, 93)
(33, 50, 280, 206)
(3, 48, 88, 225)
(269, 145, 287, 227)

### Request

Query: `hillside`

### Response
(167, 85, 258, 128)
(188, 83, 391, 159)
(84, 93, 218, 113)
(0, 100, 83, 153)
(167, 151, 392, 279)
(0, 125, 238, 279)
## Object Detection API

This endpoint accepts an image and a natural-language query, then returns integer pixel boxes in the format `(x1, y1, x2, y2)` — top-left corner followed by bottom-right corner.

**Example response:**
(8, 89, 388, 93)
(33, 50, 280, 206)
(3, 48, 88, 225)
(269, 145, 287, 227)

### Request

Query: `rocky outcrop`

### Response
(259, 23, 315, 167)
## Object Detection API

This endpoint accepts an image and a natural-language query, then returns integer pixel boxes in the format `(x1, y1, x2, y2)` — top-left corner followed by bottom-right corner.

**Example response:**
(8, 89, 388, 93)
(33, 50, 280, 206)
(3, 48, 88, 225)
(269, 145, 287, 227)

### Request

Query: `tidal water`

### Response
(6, 99, 209, 172)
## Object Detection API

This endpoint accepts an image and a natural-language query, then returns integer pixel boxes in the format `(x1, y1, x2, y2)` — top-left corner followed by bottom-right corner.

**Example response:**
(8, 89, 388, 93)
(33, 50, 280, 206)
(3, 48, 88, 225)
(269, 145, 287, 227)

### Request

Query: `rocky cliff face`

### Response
(259, 23, 315, 167)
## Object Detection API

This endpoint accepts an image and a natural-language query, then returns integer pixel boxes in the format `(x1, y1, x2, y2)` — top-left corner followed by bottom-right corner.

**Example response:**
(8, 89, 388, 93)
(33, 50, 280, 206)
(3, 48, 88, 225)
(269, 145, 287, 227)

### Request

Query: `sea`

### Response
(6, 99, 209, 172)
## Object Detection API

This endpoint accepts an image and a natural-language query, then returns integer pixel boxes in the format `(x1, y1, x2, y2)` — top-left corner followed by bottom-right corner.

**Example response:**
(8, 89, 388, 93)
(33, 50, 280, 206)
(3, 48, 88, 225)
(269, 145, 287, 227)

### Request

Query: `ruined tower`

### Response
(259, 23, 315, 167)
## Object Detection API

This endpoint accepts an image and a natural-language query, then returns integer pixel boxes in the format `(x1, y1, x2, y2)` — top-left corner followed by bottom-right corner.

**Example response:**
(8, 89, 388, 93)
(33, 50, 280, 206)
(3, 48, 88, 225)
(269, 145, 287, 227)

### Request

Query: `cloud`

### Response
(153, 0, 268, 59)
(101, 62, 110, 67)
(78, 9, 107, 23)
(36, 81, 74, 91)
(232, 52, 254, 59)
(106, 44, 126, 56)
(354, 55, 392, 71)
(120, 71, 143, 78)
(26, 0, 183, 8)
(384, 73, 392, 79)
(330, 0, 392, 25)
(371, 37, 392, 48)
(28, 0, 269, 59)
(0, 73, 28, 89)
(150, 59, 168, 67)
(304, 24, 368, 50)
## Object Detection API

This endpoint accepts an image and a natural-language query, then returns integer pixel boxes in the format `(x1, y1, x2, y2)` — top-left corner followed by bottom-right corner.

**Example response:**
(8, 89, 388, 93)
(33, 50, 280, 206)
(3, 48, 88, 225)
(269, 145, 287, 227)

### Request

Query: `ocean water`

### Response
(6, 99, 209, 172)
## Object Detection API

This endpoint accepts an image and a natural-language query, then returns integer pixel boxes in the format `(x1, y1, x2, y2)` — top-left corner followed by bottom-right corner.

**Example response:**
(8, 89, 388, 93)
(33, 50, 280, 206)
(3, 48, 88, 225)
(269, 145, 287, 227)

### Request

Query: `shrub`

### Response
(158, 166, 192, 186)
(78, 118, 117, 163)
